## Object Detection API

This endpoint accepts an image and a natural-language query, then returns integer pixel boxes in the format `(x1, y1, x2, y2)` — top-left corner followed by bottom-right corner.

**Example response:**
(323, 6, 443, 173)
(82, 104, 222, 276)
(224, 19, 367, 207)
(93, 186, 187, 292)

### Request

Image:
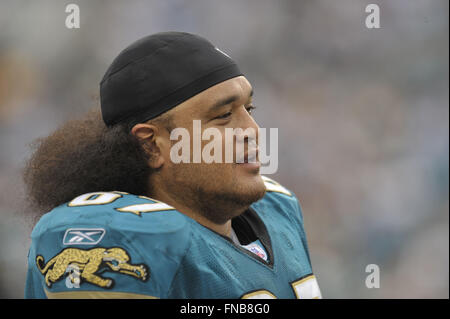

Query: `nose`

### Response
(238, 105, 260, 134)
(234, 106, 260, 149)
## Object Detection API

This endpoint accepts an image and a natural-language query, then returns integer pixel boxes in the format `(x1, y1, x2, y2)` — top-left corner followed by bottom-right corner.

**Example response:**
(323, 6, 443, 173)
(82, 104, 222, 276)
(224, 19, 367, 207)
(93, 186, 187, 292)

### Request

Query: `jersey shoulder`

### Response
(28, 192, 192, 298)
(255, 176, 305, 224)
(32, 191, 190, 237)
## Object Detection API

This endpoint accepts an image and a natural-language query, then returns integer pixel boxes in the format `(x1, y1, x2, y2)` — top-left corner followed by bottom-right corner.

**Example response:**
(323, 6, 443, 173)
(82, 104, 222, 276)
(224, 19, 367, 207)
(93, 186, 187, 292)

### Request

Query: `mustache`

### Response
(235, 138, 258, 163)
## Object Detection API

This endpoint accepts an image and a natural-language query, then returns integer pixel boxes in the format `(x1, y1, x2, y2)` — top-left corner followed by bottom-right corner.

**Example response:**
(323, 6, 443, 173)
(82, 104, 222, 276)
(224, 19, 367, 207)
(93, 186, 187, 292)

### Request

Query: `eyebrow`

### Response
(209, 88, 254, 112)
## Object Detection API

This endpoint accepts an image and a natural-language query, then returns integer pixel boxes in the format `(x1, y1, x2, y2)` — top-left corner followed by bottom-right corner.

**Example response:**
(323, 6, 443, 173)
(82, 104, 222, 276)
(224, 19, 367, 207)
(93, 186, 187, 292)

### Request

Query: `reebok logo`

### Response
(63, 228, 106, 245)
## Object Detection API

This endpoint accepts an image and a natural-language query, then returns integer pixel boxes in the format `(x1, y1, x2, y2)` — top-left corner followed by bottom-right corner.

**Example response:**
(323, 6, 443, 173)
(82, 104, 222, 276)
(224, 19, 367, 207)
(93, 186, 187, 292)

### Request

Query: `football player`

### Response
(23, 32, 321, 299)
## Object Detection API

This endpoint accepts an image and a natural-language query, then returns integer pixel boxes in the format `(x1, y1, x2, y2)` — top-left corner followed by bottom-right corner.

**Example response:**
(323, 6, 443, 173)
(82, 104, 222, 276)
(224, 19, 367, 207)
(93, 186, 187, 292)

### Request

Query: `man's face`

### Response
(160, 76, 266, 224)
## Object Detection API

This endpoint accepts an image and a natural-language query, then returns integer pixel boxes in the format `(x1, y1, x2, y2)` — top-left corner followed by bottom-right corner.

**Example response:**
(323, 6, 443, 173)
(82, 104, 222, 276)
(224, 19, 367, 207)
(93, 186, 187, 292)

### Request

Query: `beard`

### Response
(165, 161, 266, 225)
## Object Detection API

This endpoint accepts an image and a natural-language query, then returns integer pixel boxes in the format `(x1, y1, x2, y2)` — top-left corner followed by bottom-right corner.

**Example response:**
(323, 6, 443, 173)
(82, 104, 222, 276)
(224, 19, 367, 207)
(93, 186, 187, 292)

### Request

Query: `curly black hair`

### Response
(22, 109, 165, 223)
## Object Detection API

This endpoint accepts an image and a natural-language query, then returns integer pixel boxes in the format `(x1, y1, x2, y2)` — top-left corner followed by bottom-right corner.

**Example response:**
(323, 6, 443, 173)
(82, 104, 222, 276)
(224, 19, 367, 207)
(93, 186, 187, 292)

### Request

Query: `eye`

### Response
(246, 105, 256, 115)
(215, 111, 232, 120)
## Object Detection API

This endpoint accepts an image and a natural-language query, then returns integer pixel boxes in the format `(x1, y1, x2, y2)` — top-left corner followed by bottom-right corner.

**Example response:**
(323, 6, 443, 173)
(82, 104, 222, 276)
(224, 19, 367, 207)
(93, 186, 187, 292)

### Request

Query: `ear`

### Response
(131, 123, 165, 169)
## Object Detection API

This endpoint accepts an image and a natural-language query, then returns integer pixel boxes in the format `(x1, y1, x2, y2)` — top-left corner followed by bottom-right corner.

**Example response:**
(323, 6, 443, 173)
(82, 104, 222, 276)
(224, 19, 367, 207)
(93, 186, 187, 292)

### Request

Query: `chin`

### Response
(232, 173, 266, 205)
(204, 180, 266, 225)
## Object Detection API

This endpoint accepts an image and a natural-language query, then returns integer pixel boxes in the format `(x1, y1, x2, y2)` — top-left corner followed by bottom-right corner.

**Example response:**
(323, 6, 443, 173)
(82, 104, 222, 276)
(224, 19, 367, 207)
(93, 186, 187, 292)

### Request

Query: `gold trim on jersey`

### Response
(261, 176, 292, 196)
(241, 289, 277, 299)
(44, 289, 158, 299)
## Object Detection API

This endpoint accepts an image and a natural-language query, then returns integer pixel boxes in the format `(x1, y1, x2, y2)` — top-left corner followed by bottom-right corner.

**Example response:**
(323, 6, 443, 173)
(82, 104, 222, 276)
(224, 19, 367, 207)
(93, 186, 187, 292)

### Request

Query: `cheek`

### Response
(168, 161, 234, 184)
(197, 127, 232, 164)
(195, 162, 235, 181)
(198, 163, 239, 193)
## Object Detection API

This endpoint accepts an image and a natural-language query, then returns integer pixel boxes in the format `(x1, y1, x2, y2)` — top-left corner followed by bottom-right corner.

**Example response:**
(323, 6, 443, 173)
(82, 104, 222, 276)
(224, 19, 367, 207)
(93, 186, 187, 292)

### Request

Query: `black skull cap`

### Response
(100, 32, 243, 127)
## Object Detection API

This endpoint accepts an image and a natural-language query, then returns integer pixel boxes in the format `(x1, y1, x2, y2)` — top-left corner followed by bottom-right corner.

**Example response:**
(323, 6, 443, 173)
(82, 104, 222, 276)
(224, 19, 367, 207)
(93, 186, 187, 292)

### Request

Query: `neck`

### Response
(149, 183, 234, 238)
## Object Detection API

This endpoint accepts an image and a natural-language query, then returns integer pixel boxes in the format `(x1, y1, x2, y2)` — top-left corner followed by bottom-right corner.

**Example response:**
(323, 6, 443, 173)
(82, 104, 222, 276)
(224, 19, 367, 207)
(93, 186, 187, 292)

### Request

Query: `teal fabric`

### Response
(25, 177, 317, 299)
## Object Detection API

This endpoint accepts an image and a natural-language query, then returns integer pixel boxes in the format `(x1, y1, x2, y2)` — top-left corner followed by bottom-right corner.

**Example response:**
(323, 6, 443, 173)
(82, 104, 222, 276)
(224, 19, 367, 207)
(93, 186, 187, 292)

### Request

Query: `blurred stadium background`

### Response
(0, 0, 448, 298)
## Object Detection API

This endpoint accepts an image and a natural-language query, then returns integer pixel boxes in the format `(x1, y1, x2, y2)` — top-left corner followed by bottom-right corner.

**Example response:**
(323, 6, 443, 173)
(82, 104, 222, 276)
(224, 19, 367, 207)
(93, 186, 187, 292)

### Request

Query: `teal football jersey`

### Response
(25, 176, 322, 299)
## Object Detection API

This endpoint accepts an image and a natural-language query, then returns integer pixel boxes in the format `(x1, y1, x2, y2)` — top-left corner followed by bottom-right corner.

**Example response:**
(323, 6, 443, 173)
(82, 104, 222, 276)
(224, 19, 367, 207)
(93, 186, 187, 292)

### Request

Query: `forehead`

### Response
(170, 76, 253, 118)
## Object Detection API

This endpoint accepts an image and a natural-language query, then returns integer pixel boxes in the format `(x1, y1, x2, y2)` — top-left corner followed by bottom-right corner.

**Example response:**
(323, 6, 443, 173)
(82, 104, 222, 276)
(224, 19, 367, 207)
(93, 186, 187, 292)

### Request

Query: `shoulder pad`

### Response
(33, 191, 189, 236)
(256, 176, 305, 224)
